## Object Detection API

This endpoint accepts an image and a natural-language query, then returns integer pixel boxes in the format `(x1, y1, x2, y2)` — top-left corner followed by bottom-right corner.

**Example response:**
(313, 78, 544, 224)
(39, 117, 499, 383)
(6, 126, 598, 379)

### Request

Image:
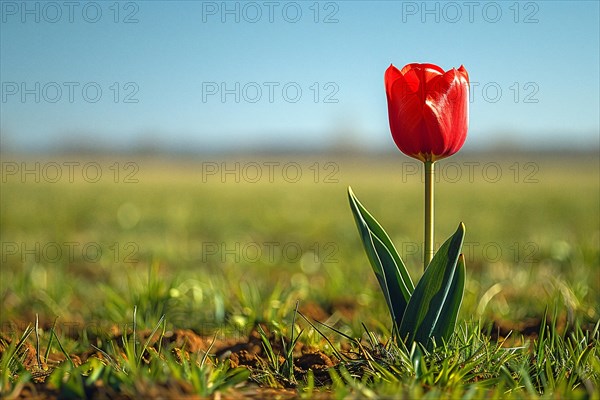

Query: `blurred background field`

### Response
(2, 150, 598, 338)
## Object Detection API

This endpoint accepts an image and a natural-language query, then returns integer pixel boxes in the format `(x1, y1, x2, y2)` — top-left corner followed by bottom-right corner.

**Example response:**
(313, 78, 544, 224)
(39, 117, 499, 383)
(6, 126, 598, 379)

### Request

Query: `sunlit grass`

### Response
(1, 151, 598, 397)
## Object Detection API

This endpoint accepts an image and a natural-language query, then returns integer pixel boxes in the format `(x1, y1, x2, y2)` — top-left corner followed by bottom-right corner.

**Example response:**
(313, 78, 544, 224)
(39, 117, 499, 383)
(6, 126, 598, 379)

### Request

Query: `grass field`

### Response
(1, 150, 599, 398)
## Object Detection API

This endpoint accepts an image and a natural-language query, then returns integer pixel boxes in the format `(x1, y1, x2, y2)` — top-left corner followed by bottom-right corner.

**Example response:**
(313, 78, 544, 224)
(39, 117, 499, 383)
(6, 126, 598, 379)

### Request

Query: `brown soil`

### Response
(0, 325, 339, 399)
(488, 317, 543, 345)
(4, 312, 586, 398)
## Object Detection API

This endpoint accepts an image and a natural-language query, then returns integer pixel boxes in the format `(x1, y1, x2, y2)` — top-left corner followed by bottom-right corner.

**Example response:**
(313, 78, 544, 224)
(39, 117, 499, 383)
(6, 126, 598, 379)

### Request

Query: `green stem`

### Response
(424, 160, 435, 271)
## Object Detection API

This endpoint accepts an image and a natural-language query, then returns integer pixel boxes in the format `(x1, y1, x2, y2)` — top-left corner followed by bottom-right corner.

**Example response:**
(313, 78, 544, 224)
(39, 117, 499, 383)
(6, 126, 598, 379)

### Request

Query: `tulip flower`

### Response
(346, 62, 469, 348)
(385, 63, 469, 162)
(385, 63, 470, 270)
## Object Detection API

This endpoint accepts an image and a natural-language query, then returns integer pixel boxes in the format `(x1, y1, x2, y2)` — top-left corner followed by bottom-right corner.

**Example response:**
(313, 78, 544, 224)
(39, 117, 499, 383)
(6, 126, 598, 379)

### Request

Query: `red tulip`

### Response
(385, 63, 469, 162)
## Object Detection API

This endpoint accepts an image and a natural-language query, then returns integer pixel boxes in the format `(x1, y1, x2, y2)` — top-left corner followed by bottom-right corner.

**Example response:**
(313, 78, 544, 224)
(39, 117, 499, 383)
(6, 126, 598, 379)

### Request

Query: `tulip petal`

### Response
(458, 65, 470, 83)
(384, 64, 404, 92)
(425, 69, 469, 159)
(387, 93, 427, 159)
(400, 63, 445, 82)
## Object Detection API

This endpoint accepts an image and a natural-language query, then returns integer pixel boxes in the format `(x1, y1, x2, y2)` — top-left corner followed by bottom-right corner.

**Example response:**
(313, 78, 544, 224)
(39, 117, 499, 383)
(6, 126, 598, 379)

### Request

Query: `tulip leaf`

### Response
(348, 187, 414, 328)
(398, 223, 465, 349)
(429, 254, 465, 342)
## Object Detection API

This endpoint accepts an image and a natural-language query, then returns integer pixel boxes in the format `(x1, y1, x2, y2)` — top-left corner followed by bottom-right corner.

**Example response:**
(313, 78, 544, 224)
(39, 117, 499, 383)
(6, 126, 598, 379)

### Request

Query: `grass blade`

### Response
(138, 314, 166, 365)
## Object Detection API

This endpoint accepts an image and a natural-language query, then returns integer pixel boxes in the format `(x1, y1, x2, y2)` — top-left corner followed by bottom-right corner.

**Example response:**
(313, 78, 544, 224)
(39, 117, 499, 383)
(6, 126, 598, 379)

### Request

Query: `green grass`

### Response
(1, 151, 599, 398)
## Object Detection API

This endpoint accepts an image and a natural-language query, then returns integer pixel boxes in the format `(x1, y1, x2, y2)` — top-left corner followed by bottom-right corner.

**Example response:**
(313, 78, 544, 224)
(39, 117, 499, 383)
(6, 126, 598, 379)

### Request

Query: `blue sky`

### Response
(1, 0, 599, 151)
